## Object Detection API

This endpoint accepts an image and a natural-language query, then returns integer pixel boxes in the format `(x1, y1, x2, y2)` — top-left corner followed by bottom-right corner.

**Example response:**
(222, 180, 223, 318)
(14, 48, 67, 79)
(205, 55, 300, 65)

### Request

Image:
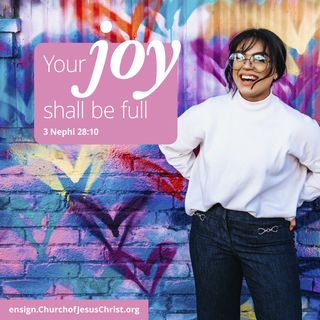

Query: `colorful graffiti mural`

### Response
(0, 0, 320, 319)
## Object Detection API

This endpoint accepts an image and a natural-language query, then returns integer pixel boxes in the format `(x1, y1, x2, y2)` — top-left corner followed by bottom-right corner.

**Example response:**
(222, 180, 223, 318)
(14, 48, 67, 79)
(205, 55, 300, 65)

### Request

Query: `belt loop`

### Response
(222, 205, 227, 221)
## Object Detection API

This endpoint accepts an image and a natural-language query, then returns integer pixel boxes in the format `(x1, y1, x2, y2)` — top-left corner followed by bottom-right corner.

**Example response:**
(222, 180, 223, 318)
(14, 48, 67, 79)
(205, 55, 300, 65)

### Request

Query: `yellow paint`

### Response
(10, 144, 65, 195)
(10, 144, 111, 194)
(24, 159, 66, 196)
(240, 301, 257, 320)
(75, 145, 111, 193)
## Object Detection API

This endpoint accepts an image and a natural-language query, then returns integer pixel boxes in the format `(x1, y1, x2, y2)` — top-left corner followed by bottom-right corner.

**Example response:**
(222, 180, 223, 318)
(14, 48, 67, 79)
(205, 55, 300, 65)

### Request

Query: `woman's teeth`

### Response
(240, 75, 258, 81)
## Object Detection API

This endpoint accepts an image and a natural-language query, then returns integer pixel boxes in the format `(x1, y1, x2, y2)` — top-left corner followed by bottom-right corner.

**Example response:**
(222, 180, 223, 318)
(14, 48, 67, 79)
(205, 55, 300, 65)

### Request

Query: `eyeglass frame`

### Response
(228, 51, 271, 73)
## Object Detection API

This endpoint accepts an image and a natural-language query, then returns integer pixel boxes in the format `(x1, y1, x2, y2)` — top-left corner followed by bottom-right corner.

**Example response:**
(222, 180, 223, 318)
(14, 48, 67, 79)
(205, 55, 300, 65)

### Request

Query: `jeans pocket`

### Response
(191, 211, 222, 241)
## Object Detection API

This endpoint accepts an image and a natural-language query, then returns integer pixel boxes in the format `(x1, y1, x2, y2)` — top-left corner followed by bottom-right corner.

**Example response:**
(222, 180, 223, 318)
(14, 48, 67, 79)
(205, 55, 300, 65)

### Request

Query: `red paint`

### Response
(75, 0, 83, 37)
(64, 0, 163, 42)
(114, 151, 185, 200)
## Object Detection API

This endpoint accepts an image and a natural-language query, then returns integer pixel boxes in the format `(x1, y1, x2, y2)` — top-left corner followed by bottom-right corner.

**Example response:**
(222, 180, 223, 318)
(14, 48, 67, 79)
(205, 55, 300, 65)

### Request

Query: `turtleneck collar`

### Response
(233, 90, 274, 111)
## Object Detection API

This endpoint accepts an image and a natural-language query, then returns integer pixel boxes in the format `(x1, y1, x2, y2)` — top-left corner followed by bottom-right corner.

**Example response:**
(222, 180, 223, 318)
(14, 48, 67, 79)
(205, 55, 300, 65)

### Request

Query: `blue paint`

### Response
(0, 19, 21, 33)
(3, 280, 53, 295)
(0, 33, 13, 57)
(289, 47, 299, 61)
(307, 38, 316, 52)
(161, 0, 217, 29)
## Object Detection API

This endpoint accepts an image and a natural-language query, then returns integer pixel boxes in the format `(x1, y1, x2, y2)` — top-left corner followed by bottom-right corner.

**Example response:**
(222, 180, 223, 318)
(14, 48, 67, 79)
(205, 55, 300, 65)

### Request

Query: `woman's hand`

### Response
(289, 218, 296, 231)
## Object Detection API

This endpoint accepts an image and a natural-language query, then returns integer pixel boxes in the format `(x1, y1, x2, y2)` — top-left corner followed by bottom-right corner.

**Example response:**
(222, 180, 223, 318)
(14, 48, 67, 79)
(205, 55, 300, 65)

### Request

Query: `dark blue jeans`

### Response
(189, 204, 302, 320)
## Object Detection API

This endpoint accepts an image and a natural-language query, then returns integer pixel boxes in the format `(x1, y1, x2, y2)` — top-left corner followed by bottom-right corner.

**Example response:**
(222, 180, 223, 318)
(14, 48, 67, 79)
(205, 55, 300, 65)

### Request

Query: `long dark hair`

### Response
(225, 28, 287, 92)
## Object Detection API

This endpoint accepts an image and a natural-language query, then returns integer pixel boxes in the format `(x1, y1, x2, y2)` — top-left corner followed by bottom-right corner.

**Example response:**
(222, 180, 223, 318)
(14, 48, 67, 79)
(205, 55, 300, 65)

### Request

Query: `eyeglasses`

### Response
(228, 52, 270, 73)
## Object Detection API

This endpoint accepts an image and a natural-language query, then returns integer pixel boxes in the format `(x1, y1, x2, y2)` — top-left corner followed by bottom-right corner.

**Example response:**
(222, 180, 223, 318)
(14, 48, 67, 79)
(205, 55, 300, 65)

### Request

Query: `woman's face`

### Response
(232, 40, 276, 102)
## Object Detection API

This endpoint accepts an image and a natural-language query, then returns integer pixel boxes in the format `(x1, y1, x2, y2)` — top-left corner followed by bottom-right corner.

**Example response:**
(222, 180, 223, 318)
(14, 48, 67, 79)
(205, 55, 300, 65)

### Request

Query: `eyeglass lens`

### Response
(229, 53, 269, 72)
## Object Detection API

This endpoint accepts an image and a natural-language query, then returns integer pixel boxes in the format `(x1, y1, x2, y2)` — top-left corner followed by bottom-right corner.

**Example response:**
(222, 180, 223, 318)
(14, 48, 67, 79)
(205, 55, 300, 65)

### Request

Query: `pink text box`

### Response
(1, 299, 148, 320)
(34, 43, 178, 144)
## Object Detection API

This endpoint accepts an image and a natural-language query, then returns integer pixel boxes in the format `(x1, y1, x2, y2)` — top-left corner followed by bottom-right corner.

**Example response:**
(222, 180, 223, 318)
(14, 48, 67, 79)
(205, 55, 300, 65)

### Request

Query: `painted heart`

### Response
(68, 194, 148, 238)
(106, 243, 177, 295)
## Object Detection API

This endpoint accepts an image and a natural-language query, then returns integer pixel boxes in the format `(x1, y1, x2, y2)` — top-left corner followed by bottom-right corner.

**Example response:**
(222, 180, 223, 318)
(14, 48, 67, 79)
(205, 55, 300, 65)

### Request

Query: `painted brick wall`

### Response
(0, 1, 320, 320)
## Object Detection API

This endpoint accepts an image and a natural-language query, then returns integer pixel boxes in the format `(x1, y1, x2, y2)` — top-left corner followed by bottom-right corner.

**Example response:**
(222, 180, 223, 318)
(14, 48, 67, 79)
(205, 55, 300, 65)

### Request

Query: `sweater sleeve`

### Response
(159, 103, 206, 180)
(292, 116, 320, 202)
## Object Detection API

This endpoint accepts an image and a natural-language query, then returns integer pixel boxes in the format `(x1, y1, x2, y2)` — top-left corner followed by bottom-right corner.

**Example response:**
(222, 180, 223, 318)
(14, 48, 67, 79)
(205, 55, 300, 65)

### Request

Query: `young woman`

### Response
(160, 28, 320, 320)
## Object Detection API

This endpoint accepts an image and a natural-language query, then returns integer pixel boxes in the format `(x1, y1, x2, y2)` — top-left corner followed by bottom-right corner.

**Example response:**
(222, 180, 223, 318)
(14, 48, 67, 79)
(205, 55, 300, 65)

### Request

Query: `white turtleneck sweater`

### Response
(159, 91, 320, 220)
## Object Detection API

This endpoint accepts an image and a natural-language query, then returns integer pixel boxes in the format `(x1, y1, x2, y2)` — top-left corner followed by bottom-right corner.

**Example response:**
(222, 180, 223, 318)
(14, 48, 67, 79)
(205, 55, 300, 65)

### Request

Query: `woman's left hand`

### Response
(289, 218, 296, 231)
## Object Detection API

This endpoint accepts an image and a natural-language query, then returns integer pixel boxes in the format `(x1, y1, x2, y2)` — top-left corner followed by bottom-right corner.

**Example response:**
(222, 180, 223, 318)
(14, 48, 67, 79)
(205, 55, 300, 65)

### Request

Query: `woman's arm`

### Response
(159, 103, 206, 179)
(292, 116, 320, 202)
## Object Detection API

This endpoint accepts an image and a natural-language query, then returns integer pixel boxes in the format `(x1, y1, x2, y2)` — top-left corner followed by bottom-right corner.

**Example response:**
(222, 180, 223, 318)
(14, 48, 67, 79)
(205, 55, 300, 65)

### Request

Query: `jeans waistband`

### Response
(201, 203, 288, 224)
